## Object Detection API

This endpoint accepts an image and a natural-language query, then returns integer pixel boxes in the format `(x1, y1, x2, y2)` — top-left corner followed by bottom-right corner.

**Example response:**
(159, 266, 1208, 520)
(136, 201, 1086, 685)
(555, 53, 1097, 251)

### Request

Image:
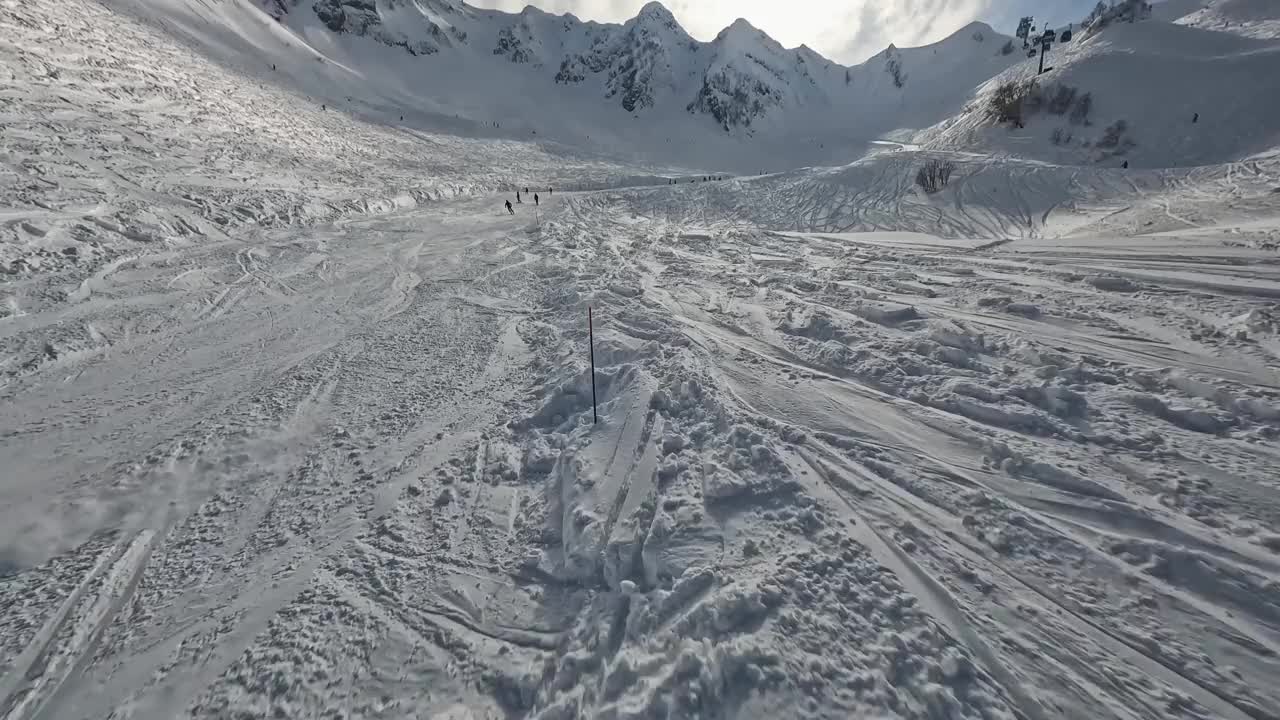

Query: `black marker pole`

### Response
(589, 306, 598, 424)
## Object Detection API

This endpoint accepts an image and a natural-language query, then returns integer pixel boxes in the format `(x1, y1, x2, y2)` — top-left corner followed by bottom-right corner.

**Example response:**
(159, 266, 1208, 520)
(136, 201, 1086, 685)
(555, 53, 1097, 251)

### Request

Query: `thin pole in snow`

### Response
(589, 306, 598, 424)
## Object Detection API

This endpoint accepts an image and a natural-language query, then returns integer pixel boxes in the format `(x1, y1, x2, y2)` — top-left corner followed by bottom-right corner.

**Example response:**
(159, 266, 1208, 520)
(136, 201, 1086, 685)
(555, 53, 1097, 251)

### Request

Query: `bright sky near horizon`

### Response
(470, 0, 1101, 63)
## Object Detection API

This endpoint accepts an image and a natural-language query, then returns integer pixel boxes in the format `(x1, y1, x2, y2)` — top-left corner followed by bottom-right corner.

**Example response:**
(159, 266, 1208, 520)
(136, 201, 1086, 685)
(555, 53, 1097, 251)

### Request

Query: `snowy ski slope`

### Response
(102, 0, 1025, 174)
(3, 0, 1280, 719)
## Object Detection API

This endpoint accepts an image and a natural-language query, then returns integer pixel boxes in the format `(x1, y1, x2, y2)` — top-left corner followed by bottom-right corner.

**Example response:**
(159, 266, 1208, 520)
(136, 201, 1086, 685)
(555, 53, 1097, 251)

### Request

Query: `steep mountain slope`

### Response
(917, 14, 1280, 167)
(843, 22, 1024, 136)
(552, 2, 699, 113)
(688, 18, 850, 134)
(117, 0, 1019, 172)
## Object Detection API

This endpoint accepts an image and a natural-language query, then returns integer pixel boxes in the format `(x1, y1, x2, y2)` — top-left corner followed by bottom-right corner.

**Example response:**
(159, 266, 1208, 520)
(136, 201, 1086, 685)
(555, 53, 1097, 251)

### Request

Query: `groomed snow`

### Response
(3, 1, 1280, 719)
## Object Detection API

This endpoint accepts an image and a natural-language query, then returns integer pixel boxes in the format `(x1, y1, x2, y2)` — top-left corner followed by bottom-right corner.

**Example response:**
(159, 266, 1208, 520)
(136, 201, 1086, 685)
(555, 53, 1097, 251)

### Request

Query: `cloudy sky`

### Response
(471, 0, 1100, 64)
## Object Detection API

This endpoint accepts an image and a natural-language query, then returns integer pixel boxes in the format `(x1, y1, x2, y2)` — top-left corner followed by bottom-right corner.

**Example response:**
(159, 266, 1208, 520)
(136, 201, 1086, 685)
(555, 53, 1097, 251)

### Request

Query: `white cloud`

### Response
(469, 0, 1098, 63)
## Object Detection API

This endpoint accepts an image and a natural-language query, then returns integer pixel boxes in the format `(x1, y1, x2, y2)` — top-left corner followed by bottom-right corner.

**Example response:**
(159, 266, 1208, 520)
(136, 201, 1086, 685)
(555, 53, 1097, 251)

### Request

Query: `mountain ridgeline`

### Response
(269, 0, 1019, 135)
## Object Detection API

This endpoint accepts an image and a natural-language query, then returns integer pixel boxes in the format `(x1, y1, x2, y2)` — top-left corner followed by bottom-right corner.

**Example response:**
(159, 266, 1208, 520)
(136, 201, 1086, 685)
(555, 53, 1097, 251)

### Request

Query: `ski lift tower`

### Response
(1037, 29, 1056, 74)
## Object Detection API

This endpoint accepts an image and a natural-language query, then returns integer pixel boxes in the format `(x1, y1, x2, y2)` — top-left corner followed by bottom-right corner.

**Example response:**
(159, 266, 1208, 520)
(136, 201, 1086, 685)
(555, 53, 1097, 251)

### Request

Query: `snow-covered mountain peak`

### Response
(232, 0, 1029, 152)
(714, 18, 775, 49)
(635, 0, 677, 23)
(877, 20, 998, 61)
(958, 20, 998, 38)
(628, 0, 685, 36)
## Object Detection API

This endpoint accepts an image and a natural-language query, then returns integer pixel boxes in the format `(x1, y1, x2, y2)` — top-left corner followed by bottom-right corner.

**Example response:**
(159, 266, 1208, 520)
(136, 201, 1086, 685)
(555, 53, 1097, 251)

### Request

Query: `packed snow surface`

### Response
(4, 1, 1280, 719)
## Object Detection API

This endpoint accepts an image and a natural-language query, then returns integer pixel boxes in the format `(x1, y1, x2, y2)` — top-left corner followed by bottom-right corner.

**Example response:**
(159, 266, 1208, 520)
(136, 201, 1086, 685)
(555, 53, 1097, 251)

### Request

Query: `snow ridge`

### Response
(270, 0, 1017, 134)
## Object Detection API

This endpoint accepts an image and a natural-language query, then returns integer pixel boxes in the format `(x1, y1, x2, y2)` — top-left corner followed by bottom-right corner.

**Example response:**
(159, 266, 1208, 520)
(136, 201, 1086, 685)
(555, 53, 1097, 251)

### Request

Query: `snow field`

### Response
(0, 0, 652, 313)
(3, 0, 1280, 719)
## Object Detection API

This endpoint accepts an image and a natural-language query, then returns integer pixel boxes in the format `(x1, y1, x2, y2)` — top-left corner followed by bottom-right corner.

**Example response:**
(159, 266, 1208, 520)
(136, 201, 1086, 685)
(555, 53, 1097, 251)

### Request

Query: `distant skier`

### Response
(505, 200, 514, 215)
(534, 193, 540, 206)
(549, 188, 553, 195)
(1193, 113, 1199, 124)
(1122, 160, 1129, 169)
(516, 191, 522, 203)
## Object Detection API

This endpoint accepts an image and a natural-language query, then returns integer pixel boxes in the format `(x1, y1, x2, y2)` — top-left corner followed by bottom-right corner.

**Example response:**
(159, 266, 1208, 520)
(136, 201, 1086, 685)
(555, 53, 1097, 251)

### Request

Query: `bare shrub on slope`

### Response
(915, 159, 956, 193)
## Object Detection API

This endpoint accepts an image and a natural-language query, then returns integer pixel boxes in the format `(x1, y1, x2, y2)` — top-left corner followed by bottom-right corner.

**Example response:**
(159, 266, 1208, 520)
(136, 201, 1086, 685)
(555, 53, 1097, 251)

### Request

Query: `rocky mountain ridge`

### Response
(270, 0, 1019, 134)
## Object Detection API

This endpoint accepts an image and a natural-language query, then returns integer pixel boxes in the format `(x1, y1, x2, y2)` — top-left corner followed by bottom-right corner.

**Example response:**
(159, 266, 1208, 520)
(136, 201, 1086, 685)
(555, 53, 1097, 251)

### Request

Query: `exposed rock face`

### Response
(310, 0, 463, 56)
(685, 19, 804, 132)
(312, 0, 377, 34)
(263, 0, 294, 20)
(883, 46, 907, 88)
(553, 2, 691, 112)
(493, 26, 533, 63)
(687, 67, 780, 131)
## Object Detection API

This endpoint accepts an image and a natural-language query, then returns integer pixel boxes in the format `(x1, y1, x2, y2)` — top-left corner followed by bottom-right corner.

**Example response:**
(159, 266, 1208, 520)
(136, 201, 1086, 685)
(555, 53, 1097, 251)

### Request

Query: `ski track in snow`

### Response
(4, 1, 1280, 719)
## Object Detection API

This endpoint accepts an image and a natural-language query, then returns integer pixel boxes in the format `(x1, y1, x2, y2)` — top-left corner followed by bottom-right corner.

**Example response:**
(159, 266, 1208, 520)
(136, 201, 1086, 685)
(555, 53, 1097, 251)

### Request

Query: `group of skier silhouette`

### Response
(506, 186, 552, 215)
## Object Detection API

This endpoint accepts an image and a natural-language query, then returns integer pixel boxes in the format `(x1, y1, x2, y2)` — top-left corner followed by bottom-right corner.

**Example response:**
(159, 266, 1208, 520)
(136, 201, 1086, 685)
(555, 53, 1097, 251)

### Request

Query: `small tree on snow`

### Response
(1070, 92, 1093, 125)
(990, 80, 1030, 125)
(1099, 119, 1129, 149)
(1047, 84, 1078, 115)
(1022, 81, 1045, 115)
(916, 159, 956, 194)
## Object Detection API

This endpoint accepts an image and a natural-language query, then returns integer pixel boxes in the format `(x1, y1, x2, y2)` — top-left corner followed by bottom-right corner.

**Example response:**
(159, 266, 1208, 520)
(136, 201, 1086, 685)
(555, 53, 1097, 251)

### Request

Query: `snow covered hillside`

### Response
(919, 0, 1280, 168)
(104, 0, 1024, 173)
(4, 0, 1280, 719)
(111, 0, 1280, 173)
(1169, 0, 1280, 39)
